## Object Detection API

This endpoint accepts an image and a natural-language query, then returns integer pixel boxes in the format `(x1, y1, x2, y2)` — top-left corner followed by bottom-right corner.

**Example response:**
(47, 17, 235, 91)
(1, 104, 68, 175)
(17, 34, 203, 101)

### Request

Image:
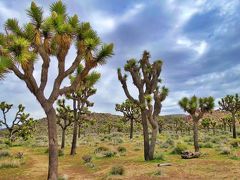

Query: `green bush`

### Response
(117, 146, 126, 153)
(110, 165, 124, 175)
(154, 153, 165, 161)
(171, 142, 188, 154)
(220, 146, 231, 155)
(203, 142, 213, 148)
(94, 146, 109, 154)
(160, 138, 175, 148)
(103, 151, 116, 158)
(0, 151, 11, 158)
(0, 160, 20, 169)
(58, 149, 64, 157)
(153, 170, 162, 176)
(85, 162, 95, 168)
(230, 139, 240, 148)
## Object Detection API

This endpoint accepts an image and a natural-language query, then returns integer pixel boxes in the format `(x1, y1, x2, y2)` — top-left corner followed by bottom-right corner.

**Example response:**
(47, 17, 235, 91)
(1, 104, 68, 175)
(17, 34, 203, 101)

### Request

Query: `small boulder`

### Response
(181, 150, 201, 159)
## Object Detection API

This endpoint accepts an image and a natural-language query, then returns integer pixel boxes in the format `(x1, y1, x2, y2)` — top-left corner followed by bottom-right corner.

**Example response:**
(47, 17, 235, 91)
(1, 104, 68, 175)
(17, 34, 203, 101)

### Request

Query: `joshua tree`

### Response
(56, 99, 73, 149)
(115, 99, 141, 139)
(68, 70, 100, 155)
(0, 102, 35, 142)
(179, 96, 214, 152)
(219, 94, 240, 138)
(118, 51, 168, 160)
(0, 1, 113, 179)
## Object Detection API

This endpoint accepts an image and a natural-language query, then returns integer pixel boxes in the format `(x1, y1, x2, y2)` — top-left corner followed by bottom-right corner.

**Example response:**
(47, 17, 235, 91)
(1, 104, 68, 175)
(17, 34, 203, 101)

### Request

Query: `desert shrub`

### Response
(94, 146, 109, 154)
(133, 148, 141, 151)
(230, 154, 240, 160)
(85, 162, 95, 168)
(15, 152, 24, 159)
(0, 151, 11, 158)
(110, 165, 124, 175)
(160, 138, 175, 148)
(58, 174, 69, 180)
(171, 142, 188, 154)
(103, 151, 116, 158)
(111, 132, 123, 137)
(211, 137, 221, 144)
(82, 155, 92, 163)
(117, 146, 126, 153)
(153, 170, 162, 176)
(112, 137, 123, 144)
(154, 153, 165, 161)
(203, 142, 213, 148)
(202, 136, 211, 142)
(58, 149, 64, 157)
(230, 139, 240, 148)
(0, 160, 21, 169)
(220, 146, 231, 155)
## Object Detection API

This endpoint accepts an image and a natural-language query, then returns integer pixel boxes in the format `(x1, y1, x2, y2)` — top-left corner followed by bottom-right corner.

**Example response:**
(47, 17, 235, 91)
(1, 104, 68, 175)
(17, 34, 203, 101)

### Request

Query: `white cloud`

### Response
(176, 37, 208, 56)
(89, 3, 145, 35)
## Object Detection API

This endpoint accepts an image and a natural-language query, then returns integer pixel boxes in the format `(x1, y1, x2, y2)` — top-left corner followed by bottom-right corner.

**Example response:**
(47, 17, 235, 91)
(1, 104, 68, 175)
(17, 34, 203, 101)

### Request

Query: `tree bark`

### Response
(70, 99, 78, 155)
(232, 114, 237, 139)
(149, 121, 158, 160)
(193, 120, 199, 152)
(78, 124, 81, 138)
(130, 118, 133, 139)
(141, 110, 150, 161)
(61, 129, 66, 149)
(45, 107, 58, 180)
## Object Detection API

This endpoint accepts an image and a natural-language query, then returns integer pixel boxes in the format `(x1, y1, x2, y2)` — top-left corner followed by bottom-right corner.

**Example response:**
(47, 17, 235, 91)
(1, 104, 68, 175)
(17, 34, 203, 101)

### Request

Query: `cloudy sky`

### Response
(0, 0, 240, 120)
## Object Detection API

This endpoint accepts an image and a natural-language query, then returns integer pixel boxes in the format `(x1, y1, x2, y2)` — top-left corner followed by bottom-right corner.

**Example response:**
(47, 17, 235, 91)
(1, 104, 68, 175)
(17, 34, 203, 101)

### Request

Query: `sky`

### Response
(0, 0, 240, 121)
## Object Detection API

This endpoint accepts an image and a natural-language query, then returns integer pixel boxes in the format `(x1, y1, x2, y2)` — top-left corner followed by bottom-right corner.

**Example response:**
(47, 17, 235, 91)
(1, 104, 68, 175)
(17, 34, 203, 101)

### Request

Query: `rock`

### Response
(181, 150, 201, 159)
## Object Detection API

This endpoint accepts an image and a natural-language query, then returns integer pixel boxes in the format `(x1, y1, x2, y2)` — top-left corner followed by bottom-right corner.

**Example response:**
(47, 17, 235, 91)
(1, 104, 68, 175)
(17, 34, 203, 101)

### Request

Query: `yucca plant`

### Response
(118, 51, 168, 160)
(179, 96, 214, 152)
(219, 94, 240, 139)
(0, 1, 113, 179)
(67, 67, 101, 155)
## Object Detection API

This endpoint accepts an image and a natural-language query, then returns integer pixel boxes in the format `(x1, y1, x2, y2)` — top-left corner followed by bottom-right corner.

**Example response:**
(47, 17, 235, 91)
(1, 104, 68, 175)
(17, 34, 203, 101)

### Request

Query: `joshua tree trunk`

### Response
(78, 124, 81, 138)
(61, 129, 66, 149)
(70, 99, 78, 155)
(130, 119, 134, 139)
(141, 110, 150, 161)
(193, 120, 199, 152)
(232, 114, 237, 139)
(45, 107, 58, 180)
(149, 121, 158, 160)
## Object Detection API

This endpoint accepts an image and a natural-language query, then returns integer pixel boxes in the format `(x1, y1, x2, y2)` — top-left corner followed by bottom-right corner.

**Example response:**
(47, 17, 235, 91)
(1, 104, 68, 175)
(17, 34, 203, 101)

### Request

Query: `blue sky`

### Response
(0, 0, 240, 120)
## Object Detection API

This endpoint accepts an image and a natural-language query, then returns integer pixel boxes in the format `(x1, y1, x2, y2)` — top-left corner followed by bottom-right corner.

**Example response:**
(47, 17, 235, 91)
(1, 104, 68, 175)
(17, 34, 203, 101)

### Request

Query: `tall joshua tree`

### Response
(115, 99, 141, 139)
(56, 99, 73, 149)
(68, 69, 100, 155)
(118, 51, 168, 160)
(219, 94, 240, 138)
(0, 1, 113, 179)
(0, 102, 35, 142)
(179, 96, 214, 152)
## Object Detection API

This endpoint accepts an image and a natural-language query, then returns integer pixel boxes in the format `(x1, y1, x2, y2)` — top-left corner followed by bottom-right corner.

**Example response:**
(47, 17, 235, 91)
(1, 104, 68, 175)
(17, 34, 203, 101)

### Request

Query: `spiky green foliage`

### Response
(0, 56, 12, 79)
(0, 1, 113, 79)
(50, 0, 66, 16)
(5, 19, 22, 36)
(26, 2, 43, 28)
(0, 102, 35, 141)
(179, 96, 214, 116)
(96, 43, 114, 65)
(218, 94, 240, 113)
